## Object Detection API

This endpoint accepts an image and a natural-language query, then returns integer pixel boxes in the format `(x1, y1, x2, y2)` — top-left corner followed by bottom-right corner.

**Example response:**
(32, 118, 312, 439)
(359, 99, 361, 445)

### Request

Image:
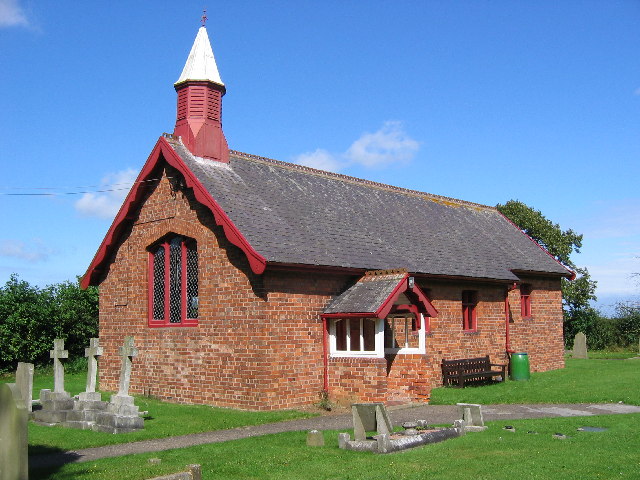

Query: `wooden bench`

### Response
(441, 355, 506, 388)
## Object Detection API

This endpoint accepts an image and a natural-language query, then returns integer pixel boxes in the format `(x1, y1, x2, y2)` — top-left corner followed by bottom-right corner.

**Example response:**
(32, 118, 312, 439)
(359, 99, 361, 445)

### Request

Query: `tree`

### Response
(0, 274, 98, 371)
(496, 200, 598, 346)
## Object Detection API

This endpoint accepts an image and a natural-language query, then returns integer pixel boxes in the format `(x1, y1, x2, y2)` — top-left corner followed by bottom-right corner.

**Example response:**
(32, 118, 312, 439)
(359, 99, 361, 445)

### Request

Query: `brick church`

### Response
(82, 25, 572, 410)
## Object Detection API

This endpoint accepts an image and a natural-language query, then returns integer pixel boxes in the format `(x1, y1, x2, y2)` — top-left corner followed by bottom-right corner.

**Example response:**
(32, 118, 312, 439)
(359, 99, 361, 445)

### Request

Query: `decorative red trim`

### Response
(323, 276, 438, 324)
(497, 211, 576, 280)
(375, 273, 411, 318)
(147, 250, 156, 327)
(163, 242, 171, 322)
(408, 283, 439, 318)
(462, 290, 478, 332)
(81, 137, 267, 289)
(181, 240, 187, 322)
(322, 316, 329, 393)
(147, 238, 200, 328)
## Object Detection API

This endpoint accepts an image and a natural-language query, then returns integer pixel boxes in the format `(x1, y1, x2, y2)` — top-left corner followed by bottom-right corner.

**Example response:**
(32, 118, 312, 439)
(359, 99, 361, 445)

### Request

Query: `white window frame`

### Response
(329, 318, 384, 358)
(384, 313, 426, 355)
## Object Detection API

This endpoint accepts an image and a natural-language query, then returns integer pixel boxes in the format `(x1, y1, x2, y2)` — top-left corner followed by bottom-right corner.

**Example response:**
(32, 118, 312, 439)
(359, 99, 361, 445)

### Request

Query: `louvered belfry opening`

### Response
(173, 26, 229, 162)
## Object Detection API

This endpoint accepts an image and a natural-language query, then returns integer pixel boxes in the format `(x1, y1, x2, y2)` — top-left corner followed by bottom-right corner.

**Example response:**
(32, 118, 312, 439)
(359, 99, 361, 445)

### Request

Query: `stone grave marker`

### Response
(80, 337, 103, 402)
(457, 403, 487, 432)
(351, 403, 393, 441)
(306, 429, 325, 446)
(34, 339, 74, 426)
(15, 362, 34, 414)
(51, 338, 69, 394)
(0, 383, 28, 480)
(573, 332, 588, 359)
(64, 338, 108, 430)
(92, 336, 144, 433)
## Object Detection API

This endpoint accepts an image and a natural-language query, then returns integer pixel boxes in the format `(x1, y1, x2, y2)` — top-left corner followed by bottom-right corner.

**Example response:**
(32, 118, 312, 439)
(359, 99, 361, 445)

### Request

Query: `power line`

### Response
(0, 177, 170, 196)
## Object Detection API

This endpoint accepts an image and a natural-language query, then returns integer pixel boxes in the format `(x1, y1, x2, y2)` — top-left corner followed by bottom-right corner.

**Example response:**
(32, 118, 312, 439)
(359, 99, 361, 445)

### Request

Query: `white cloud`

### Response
(293, 121, 420, 173)
(0, 0, 28, 28)
(74, 168, 137, 219)
(294, 149, 343, 172)
(0, 239, 54, 262)
(345, 121, 420, 168)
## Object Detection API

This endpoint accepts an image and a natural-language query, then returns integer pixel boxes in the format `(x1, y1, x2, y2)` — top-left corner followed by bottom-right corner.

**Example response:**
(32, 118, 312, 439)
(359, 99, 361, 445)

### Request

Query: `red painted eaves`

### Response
(497, 211, 576, 281)
(375, 273, 410, 319)
(81, 137, 266, 289)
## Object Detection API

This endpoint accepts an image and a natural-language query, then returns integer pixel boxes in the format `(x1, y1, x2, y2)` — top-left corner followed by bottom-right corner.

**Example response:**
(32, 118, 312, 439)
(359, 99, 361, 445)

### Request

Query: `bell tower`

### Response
(173, 22, 229, 162)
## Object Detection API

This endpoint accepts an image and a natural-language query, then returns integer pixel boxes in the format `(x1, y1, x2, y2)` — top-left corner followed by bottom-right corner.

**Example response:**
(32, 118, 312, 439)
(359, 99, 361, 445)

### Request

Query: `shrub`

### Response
(0, 274, 98, 372)
(614, 302, 640, 348)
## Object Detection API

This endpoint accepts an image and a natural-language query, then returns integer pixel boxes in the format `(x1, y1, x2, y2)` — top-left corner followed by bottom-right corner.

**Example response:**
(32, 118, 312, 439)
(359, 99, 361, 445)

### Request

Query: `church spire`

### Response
(173, 24, 229, 162)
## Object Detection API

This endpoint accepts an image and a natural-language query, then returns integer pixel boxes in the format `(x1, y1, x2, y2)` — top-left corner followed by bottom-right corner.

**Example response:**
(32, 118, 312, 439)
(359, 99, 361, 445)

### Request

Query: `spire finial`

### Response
(201, 9, 207, 27)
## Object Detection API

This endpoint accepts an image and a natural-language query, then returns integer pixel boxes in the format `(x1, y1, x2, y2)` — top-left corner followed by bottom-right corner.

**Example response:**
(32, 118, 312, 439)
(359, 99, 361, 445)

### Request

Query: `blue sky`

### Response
(1, 1, 638, 312)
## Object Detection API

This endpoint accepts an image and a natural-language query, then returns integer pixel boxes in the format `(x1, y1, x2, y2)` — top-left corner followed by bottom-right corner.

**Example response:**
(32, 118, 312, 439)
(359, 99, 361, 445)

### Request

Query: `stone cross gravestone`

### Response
(80, 337, 103, 402)
(351, 403, 393, 441)
(16, 362, 34, 414)
(0, 383, 28, 480)
(573, 332, 588, 359)
(92, 336, 144, 433)
(117, 335, 138, 397)
(457, 403, 487, 432)
(51, 338, 69, 394)
(34, 339, 74, 426)
(64, 338, 109, 430)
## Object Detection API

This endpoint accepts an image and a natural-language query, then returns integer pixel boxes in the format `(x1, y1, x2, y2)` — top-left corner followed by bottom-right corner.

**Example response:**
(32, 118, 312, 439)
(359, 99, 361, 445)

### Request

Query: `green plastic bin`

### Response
(510, 352, 530, 381)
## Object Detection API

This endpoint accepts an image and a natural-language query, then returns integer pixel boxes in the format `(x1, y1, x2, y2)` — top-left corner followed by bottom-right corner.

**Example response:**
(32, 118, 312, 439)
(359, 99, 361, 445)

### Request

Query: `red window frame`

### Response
(520, 284, 532, 318)
(148, 236, 198, 327)
(462, 290, 477, 332)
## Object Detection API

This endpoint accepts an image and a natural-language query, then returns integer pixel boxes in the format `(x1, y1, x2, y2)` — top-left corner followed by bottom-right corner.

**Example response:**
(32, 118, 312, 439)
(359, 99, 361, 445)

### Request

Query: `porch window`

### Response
(148, 235, 198, 327)
(330, 318, 383, 357)
(385, 316, 419, 349)
(462, 290, 477, 331)
(520, 284, 532, 318)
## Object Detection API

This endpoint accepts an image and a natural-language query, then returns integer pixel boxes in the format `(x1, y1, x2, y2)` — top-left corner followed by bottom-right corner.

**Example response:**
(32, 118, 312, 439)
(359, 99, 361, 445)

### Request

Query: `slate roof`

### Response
(169, 141, 571, 282)
(324, 273, 406, 314)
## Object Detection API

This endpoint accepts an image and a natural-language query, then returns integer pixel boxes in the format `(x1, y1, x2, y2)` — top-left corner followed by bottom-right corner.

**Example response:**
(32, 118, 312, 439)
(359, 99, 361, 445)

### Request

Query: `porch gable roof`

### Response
(323, 270, 438, 319)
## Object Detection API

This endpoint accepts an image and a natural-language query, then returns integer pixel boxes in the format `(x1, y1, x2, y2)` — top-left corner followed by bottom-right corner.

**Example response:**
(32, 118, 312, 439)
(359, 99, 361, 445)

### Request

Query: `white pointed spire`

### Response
(175, 26, 224, 86)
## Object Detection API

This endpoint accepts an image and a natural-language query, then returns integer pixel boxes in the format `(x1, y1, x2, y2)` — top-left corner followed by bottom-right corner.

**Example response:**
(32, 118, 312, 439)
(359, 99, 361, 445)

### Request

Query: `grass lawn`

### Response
(31, 413, 640, 480)
(429, 358, 640, 406)
(587, 350, 638, 359)
(2, 357, 637, 461)
(1, 372, 315, 453)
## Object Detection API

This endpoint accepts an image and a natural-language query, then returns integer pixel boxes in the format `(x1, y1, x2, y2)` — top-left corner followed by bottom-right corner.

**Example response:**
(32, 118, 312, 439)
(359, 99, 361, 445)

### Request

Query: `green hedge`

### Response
(0, 274, 98, 372)
(566, 302, 640, 350)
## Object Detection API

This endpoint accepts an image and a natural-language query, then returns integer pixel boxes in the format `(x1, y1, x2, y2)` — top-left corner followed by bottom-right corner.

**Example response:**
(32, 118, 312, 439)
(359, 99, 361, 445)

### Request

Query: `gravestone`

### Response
(0, 383, 28, 480)
(351, 403, 393, 441)
(64, 338, 109, 430)
(34, 339, 74, 426)
(51, 338, 69, 394)
(15, 362, 34, 414)
(80, 337, 103, 401)
(457, 403, 487, 432)
(306, 429, 325, 446)
(92, 336, 144, 433)
(573, 332, 588, 359)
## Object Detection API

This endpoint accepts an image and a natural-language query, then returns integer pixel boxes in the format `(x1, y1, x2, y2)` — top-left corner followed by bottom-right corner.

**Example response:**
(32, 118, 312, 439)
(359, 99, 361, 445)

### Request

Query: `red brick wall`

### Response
(506, 277, 565, 372)
(97, 165, 565, 410)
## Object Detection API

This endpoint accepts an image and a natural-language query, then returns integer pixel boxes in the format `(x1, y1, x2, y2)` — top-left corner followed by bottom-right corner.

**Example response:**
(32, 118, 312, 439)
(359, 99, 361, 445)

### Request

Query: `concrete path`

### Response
(30, 403, 640, 470)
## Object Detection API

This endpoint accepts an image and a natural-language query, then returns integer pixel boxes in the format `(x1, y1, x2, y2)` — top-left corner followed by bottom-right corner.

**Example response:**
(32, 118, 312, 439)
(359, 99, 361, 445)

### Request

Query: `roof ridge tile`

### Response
(229, 150, 494, 211)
